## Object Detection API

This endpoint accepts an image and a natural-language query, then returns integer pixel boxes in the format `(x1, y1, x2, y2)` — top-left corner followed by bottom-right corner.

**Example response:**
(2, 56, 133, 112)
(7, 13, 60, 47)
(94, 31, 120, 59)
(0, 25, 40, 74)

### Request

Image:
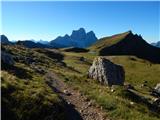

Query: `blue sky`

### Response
(1, 1, 160, 43)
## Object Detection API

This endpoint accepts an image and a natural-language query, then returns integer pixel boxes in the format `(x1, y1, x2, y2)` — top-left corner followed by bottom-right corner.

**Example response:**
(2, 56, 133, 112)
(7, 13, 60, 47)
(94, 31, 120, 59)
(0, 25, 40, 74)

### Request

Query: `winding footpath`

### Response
(45, 72, 110, 120)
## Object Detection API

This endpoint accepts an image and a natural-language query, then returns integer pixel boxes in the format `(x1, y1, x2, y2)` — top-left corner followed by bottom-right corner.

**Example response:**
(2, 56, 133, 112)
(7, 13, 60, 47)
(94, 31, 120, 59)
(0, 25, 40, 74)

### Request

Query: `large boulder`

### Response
(88, 57, 125, 86)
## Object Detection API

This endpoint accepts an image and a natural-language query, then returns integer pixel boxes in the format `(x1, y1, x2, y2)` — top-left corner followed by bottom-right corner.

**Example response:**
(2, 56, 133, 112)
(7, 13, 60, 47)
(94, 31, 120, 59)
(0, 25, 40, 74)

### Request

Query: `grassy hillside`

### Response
(1, 45, 67, 120)
(89, 31, 130, 52)
(60, 51, 160, 120)
(2, 44, 160, 120)
(89, 31, 160, 63)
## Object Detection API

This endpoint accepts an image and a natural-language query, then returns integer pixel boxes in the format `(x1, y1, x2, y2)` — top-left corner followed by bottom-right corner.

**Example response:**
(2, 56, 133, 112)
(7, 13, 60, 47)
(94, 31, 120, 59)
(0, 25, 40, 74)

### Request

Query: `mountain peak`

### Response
(64, 34, 70, 37)
(87, 31, 94, 34)
(71, 28, 86, 37)
(79, 27, 86, 32)
(50, 28, 97, 48)
(128, 30, 132, 33)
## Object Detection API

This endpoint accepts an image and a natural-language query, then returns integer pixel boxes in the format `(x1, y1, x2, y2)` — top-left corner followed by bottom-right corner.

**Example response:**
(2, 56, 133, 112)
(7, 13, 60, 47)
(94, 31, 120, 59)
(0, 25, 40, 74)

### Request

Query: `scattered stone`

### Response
(155, 83, 160, 94)
(151, 83, 160, 97)
(88, 101, 92, 107)
(79, 109, 83, 113)
(31, 65, 46, 74)
(63, 90, 72, 96)
(67, 101, 71, 105)
(84, 97, 90, 102)
(152, 98, 160, 107)
(88, 57, 125, 86)
(110, 89, 115, 92)
(130, 101, 134, 105)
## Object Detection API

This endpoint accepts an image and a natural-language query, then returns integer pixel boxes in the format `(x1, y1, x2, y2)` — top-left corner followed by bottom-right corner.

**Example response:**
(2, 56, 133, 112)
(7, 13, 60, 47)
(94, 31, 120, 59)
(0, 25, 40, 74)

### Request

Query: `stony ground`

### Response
(45, 72, 110, 120)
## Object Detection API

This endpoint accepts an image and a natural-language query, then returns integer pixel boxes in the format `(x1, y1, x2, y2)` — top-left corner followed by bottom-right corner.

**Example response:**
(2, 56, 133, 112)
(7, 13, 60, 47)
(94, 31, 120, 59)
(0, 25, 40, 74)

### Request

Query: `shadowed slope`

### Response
(90, 31, 160, 63)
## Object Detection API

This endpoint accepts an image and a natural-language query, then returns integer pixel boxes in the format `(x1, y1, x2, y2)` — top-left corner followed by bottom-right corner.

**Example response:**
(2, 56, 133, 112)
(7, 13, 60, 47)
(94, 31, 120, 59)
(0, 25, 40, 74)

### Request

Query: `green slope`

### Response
(2, 44, 160, 120)
(61, 51, 160, 120)
(1, 45, 67, 120)
(89, 31, 131, 52)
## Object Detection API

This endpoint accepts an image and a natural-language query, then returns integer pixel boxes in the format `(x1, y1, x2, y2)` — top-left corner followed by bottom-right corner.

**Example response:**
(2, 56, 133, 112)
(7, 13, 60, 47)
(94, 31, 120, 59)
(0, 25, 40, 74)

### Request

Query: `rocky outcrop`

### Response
(155, 83, 160, 94)
(1, 51, 14, 65)
(88, 57, 125, 86)
(50, 28, 97, 48)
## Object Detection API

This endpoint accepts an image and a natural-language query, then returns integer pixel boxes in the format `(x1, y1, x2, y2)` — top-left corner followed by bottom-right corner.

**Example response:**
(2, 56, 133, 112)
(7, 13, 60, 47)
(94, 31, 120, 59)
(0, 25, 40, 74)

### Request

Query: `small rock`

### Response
(152, 98, 160, 107)
(88, 101, 92, 107)
(154, 83, 160, 94)
(141, 83, 147, 87)
(111, 89, 115, 92)
(151, 83, 160, 97)
(130, 101, 134, 105)
(63, 90, 71, 96)
(125, 83, 134, 90)
(67, 101, 71, 105)
(79, 109, 83, 113)
(84, 97, 90, 102)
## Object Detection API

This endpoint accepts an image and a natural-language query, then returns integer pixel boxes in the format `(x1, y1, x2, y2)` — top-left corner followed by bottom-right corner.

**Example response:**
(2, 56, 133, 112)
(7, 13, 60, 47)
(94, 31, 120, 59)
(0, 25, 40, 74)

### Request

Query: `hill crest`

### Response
(90, 31, 160, 63)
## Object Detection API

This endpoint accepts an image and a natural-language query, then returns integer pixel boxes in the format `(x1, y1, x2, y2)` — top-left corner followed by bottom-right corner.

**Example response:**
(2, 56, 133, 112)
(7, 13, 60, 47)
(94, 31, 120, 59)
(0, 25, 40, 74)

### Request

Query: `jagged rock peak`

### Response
(128, 30, 132, 34)
(87, 31, 94, 34)
(50, 28, 97, 48)
(64, 34, 70, 38)
(72, 28, 86, 34)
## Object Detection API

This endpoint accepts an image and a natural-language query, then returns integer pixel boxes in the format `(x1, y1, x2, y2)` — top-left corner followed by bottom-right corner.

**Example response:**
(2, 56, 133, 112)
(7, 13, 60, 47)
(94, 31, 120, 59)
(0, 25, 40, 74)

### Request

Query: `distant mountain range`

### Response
(50, 28, 97, 48)
(90, 31, 160, 63)
(16, 40, 52, 48)
(1, 29, 160, 63)
(151, 41, 160, 48)
(1, 28, 97, 48)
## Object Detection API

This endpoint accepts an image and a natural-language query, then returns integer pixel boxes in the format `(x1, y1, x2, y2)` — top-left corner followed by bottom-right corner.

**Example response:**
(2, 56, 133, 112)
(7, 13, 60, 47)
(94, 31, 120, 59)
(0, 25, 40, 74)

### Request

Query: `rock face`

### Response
(1, 51, 14, 65)
(88, 57, 125, 86)
(50, 28, 97, 48)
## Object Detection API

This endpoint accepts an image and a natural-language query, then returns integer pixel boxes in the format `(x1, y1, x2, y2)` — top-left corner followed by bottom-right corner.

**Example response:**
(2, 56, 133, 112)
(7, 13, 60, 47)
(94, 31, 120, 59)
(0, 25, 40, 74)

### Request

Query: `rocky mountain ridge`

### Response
(50, 28, 97, 48)
(90, 31, 160, 63)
